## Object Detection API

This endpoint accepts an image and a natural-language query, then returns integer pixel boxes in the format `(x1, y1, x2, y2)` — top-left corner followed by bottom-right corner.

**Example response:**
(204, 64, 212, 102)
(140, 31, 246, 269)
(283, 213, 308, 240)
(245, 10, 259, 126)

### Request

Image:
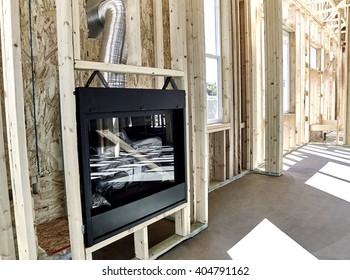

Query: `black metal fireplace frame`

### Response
(75, 87, 187, 247)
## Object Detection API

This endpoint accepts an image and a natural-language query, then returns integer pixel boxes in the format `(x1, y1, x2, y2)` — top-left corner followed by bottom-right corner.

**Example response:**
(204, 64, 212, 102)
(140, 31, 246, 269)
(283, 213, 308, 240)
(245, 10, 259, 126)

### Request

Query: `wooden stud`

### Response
(170, 0, 191, 234)
(220, 0, 232, 121)
(126, 0, 141, 66)
(243, 0, 253, 170)
(345, 7, 350, 144)
(153, 0, 165, 88)
(126, 0, 142, 88)
(305, 18, 310, 143)
(220, 0, 234, 178)
(255, 3, 265, 167)
(184, 0, 197, 222)
(289, 32, 296, 115)
(55, 0, 85, 260)
(232, 0, 242, 175)
(134, 227, 149, 260)
(72, 0, 81, 60)
(264, 0, 283, 175)
(183, 0, 208, 225)
(0, 94, 15, 260)
(295, 12, 306, 146)
(336, 11, 342, 144)
(299, 15, 306, 145)
(0, 0, 37, 260)
(295, 13, 301, 146)
(175, 206, 190, 237)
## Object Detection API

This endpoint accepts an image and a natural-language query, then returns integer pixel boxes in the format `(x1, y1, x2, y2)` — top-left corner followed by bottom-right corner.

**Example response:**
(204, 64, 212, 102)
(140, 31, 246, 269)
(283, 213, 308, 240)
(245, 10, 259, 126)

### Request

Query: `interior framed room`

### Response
(1, 0, 350, 260)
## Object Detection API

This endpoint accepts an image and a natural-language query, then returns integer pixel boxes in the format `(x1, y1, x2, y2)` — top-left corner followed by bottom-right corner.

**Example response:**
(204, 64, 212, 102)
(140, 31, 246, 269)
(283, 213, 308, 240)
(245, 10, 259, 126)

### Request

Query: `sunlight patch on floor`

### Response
(285, 154, 304, 162)
(305, 164, 350, 203)
(299, 148, 350, 165)
(227, 219, 317, 261)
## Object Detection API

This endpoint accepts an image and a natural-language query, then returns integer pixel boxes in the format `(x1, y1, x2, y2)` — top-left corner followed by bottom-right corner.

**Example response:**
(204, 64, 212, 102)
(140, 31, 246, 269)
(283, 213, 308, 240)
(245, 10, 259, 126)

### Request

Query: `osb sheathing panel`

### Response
(140, 0, 155, 89)
(162, 0, 171, 70)
(34, 172, 66, 225)
(19, 0, 62, 176)
(18, 0, 64, 226)
(76, 0, 101, 87)
(209, 133, 215, 182)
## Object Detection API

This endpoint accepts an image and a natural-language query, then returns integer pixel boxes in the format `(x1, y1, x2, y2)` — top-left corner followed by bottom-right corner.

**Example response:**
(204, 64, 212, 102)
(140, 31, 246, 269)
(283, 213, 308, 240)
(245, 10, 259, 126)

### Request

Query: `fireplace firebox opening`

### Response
(76, 87, 187, 247)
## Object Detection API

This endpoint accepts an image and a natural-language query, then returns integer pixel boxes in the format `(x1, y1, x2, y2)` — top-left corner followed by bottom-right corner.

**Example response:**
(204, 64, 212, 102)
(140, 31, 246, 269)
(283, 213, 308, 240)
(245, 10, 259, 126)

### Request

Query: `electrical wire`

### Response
(28, 0, 40, 176)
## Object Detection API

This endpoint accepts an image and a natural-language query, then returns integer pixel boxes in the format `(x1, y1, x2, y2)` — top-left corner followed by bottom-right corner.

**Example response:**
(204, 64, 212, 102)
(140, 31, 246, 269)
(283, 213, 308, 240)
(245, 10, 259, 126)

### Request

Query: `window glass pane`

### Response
(310, 46, 317, 70)
(206, 57, 220, 121)
(204, 0, 218, 55)
(204, 0, 222, 123)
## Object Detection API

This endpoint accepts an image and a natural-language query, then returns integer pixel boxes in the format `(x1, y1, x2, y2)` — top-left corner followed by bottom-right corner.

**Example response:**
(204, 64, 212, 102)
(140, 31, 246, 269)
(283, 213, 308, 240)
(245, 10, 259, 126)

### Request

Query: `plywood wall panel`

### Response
(19, 0, 62, 177)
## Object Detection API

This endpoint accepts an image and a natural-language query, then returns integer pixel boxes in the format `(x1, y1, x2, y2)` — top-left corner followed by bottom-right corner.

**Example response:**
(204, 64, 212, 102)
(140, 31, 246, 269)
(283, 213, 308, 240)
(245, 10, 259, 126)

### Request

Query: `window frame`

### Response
(204, 0, 223, 124)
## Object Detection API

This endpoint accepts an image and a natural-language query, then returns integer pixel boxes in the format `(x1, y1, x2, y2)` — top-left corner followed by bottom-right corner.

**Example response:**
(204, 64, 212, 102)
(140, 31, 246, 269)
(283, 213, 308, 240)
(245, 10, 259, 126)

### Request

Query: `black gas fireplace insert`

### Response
(75, 87, 187, 247)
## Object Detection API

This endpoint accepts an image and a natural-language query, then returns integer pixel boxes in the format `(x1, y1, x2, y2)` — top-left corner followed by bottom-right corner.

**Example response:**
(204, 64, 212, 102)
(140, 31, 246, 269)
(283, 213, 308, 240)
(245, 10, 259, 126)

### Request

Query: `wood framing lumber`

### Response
(345, 7, 350, 144)
(175, 205, 190, 237)
(55, 0, 85, 260)
(125, 0, 142, 88)
(310, 123, 338, 131)
(264, 0, 284, 175)
(221, 0, 234, 178)
(72, 0, 81, 60)
(153, 0, 165, 88)
(207, 122, 231, 134)
(85, 203, 187, 255)
(0, 93, 15, 260)
(74, 60, 184, 77)
(170, 0, 191, 235)
(183, 0, 208, 224)
(134, 227, 149, 260)
(125, 0, 141, 66)
(0, 0, 37, 260)
(232, 0, 242, 175)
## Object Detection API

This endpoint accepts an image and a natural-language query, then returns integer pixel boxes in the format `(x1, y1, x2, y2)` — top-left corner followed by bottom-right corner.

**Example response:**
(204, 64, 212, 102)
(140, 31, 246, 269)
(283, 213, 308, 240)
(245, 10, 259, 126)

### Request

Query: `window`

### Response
(282, 30, 290, 114)
(204, 0, 222, 123)
(310, 46, 317, 70)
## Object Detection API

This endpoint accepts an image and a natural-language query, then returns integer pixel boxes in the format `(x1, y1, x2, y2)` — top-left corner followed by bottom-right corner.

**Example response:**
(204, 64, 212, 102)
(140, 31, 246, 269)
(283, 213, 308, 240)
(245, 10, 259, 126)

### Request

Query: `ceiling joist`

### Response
(288, 0, 348, 45)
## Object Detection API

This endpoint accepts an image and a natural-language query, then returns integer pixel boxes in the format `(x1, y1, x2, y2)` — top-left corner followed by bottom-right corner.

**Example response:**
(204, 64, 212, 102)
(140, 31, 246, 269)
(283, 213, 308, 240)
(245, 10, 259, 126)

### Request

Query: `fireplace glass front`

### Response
(75, 87, 187, 247)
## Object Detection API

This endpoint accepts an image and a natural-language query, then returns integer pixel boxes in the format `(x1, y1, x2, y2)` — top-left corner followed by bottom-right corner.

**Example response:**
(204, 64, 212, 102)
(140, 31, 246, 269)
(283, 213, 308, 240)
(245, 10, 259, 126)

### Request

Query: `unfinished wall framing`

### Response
(55, 0, 209, 260)
(282, 0, 347, 147)
(0, 58, 15, 260)
(1, 0, 349, 260)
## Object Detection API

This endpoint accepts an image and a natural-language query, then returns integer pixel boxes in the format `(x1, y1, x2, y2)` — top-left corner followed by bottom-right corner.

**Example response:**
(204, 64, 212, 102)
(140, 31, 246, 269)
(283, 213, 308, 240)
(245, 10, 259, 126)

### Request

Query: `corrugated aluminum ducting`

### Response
(86, 0, 127, 88)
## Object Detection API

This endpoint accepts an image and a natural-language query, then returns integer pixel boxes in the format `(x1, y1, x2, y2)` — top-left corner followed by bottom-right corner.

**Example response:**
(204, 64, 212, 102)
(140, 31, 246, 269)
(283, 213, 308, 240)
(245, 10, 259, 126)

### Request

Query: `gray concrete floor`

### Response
(94, 144, 350, 260)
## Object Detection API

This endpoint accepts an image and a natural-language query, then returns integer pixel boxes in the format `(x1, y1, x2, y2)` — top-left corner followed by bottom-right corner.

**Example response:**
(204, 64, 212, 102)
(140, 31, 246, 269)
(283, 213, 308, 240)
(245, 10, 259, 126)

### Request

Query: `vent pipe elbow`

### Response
(87, 0, 127, 88)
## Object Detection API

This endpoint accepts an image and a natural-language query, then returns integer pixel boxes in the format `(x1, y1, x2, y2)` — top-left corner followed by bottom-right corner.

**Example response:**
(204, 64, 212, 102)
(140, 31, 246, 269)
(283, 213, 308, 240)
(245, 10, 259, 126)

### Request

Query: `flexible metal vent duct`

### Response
(87, 0, 127, 88)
